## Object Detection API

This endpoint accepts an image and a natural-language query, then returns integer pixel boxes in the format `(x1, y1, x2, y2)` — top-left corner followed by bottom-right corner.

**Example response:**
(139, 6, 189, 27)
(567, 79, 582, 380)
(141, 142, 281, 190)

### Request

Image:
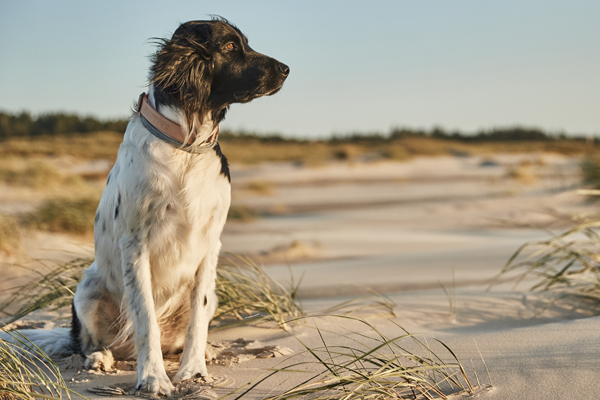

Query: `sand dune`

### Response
(2, 153, 598, 399)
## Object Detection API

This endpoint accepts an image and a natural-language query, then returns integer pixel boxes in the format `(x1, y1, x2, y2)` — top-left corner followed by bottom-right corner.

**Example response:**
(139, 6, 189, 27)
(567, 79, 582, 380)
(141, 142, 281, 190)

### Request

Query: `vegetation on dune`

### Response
(492, 209, 600, 309)
(1, 256, 489, 400)
(0, 131, 124, 161)
(581, 154, 600, 192)
(235, 317, 489, 400)
(0, 111, 128, 138)
(0, 160, 70, 189)
(0, 215, 23, 256)
(0, 257, 305, 330)
(20, 198, 99, 236)
(0, 109, 598, 164)
(0, 331, 85, 400)
(0, 131, 587, 165)
(214, 257, 305, 330)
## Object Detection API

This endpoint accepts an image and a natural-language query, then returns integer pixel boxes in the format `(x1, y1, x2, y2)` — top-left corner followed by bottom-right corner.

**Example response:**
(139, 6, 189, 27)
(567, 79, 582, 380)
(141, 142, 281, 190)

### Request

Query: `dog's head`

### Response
(150, 17, 289, 131)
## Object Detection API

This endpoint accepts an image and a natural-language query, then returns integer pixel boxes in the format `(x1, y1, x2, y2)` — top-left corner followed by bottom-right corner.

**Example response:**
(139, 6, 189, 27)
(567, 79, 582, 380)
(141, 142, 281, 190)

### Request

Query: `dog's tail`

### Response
(0, 328, 74, 359)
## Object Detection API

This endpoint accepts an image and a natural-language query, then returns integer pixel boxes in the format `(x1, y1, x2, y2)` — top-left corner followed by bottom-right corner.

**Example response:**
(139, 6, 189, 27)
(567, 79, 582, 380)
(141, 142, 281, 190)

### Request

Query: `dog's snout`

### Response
(277, 62, 290, 77)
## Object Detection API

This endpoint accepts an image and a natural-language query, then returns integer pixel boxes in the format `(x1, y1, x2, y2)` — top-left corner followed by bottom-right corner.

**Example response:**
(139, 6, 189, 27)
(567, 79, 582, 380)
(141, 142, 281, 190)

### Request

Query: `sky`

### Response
(1, 1, 599, 138)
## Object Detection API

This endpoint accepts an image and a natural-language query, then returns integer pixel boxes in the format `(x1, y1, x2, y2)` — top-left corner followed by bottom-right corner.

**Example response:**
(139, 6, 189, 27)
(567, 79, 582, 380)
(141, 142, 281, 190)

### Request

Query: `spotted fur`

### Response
(3, 18, 288, 396)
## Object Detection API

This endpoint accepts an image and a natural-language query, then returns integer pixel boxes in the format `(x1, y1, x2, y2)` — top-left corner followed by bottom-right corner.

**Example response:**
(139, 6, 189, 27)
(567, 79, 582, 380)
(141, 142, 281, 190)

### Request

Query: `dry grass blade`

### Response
(0, 331, 86, 400)
(489, 213, 600, 307)
(1, 256, 304, 331)
(0, 258, 91, 324)
(213, 256, 305, 330)
(233, 317, 483, 400)
(320, 286, 397, 317)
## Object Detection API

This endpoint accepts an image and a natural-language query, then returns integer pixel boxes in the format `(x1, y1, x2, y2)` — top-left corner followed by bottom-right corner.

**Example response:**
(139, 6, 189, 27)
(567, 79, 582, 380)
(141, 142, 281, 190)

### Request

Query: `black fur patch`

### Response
(150, 18, 288, 133)
(70, 300, 84, 356)
(204, 295, 208, 306)
(213, 143, 230, 182)
(114, 192, 121, 219)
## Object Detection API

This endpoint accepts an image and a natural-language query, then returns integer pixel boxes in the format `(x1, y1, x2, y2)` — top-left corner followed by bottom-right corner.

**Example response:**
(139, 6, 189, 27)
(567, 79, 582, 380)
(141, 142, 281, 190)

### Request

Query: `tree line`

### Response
(0, 111, 129, 138)
(0, 110, 589, 143)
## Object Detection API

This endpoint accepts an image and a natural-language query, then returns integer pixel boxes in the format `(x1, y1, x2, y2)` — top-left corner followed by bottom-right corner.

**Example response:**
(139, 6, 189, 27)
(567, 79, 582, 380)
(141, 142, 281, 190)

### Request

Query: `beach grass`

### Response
(0, 257, 490, 400)
(214, 257, 304, 330)
(0, 258, 88, 324)
(0, 159, 68, 189)
(491, 211, 600, 306)
(0, 214, 23, 256)
(20, 198, 99, 236)
(234, 317, 486, 400)
(0, 331, 85, 400)
(246, 180, 276, 196)
(581, 153, 600, 192)
(0, 257, 305, 331)
(0, 129, 596, 166)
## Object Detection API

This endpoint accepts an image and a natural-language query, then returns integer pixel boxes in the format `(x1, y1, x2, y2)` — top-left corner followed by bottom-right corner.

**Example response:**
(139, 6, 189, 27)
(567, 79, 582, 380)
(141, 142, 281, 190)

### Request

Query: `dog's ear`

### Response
(150, 22, 214, 130)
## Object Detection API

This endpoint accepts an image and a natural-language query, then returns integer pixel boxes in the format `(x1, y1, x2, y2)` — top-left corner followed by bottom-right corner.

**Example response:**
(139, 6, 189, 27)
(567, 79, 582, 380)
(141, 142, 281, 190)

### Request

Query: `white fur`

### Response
(0, 328, 73, 358)
(71, 87, 231, 394)
(0, 90, 230, 394)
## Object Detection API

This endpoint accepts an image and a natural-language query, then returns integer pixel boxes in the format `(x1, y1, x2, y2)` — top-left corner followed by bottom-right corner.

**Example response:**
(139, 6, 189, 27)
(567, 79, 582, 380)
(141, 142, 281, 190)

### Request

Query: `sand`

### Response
(2, 152, 599, 399)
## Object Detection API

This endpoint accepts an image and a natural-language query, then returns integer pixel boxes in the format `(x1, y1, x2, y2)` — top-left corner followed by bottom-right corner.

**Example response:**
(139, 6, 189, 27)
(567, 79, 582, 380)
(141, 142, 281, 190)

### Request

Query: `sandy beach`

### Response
(2, 152, 599, 399)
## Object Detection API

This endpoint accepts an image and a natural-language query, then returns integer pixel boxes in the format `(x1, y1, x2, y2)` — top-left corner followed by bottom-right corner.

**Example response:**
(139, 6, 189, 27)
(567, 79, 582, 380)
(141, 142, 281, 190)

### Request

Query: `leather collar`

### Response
(136, 93, 219, 154)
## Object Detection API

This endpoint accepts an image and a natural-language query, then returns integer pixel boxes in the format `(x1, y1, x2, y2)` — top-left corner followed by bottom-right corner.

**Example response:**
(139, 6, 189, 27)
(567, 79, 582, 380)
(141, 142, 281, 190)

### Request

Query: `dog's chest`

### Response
(146, 148, 231, 287)
(181, 154, 230, 241)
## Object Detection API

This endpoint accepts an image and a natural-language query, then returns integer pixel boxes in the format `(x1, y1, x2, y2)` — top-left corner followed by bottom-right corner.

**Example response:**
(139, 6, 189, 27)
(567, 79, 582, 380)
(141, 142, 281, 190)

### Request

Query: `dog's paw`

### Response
(84, 349, 114, 371)
(136, 368, 175, 396)
(172, 365, 210, 385)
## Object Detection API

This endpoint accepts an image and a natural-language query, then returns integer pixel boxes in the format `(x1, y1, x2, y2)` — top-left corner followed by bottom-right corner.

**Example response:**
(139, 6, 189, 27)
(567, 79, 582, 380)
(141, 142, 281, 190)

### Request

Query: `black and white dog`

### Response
(7, 18, 288, 395)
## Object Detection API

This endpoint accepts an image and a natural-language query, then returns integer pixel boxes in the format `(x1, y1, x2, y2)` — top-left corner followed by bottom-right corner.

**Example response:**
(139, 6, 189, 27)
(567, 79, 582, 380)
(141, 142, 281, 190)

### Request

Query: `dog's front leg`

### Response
(173, 249, 219, 383)
(120, 234, 174, 395)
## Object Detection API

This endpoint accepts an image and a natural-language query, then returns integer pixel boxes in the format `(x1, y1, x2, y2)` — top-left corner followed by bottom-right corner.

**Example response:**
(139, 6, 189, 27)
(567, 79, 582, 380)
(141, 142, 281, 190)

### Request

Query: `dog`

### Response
(6, 18, 288, 395)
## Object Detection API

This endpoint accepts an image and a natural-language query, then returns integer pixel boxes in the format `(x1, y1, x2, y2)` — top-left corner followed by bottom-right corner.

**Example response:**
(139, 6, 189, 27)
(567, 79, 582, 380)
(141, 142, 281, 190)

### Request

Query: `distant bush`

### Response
(581, 154, 600, 190)
(22, 198, 99, 235)
(0, 214, 22, 255)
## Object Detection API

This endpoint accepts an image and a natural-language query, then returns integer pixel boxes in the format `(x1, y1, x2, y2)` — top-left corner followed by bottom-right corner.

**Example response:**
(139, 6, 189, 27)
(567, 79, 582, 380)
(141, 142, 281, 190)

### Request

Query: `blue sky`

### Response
(1, 1, 599, 138)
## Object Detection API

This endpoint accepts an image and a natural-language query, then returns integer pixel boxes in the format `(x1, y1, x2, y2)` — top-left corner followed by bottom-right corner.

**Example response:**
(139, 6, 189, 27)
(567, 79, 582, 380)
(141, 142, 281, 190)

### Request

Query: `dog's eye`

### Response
(224, 43, 235, 51)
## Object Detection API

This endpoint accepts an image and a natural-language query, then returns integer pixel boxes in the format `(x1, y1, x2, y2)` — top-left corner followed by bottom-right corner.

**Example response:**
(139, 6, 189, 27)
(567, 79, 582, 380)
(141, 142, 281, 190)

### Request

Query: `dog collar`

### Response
(136, 93, 219, 154)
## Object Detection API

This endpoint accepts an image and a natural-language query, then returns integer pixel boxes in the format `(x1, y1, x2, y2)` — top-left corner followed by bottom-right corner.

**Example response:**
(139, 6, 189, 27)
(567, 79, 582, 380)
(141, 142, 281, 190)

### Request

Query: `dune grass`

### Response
(234, 317, 488, 400)
(0, 258, 89, 325)
(581, 153, 600, 192)
(0, 132, 124, 161)
(0, 159, 68, 189)
(246, 180, 276, 196)
(0, 257, 305, 331)
(214, 257, 305, 330)
(20, 198, 99, 236)
(0, 331, 85, 400)
(0, 214, 23, 256)
(0, 257, 491, 400)
(491, 211, 600, 306)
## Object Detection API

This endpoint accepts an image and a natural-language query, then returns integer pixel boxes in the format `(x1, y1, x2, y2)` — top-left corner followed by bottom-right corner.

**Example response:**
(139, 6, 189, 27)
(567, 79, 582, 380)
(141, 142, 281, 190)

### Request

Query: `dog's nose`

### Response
(277, 63, 290, 77)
